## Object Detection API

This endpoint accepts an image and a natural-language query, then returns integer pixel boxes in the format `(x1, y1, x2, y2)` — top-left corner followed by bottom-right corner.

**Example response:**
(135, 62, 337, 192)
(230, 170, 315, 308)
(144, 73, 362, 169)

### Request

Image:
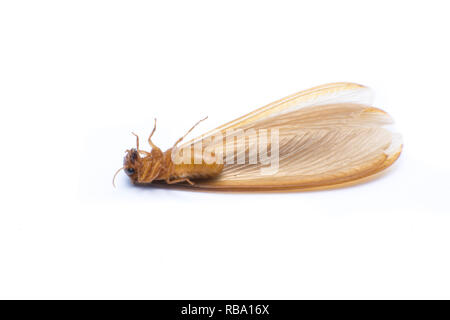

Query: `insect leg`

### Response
(138, 150, 151, 156)
(172, 116, 208, 148)
(140, 162, 161, 183)
(131, 132, 151, 155)
(131, 132, 140, 149)
(166, 177, 195, 185)
(148, 118, 158, 149)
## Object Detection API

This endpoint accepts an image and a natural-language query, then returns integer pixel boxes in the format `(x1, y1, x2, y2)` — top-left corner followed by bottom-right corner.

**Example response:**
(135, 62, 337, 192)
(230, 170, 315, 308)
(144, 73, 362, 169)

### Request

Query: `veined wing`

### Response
(179, 83, 402, 190)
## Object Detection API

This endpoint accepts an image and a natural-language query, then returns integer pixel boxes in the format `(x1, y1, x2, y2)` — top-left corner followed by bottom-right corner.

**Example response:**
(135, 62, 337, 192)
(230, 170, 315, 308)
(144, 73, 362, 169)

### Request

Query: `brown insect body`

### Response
(122, 118, 223, 185)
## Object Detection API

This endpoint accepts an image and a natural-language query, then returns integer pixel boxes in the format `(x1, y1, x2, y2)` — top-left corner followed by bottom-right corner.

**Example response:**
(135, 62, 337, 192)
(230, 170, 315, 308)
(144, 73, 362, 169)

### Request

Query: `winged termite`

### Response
(114, 82, 402, 191)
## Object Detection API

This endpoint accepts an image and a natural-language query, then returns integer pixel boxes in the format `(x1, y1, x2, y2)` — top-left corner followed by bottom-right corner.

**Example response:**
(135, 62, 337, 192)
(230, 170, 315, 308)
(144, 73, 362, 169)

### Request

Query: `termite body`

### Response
(120, 118, 223, 185)
(115, 83, 402, 191)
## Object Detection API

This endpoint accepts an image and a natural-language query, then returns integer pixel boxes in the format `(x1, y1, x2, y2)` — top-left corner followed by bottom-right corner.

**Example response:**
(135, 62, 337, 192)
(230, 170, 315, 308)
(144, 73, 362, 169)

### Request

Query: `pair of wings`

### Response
(178, 82, 402, 191)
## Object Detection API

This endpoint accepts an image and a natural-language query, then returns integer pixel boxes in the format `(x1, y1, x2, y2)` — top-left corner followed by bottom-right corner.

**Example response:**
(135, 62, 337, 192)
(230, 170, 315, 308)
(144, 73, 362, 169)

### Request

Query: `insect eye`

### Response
(125, 167, 135, 176)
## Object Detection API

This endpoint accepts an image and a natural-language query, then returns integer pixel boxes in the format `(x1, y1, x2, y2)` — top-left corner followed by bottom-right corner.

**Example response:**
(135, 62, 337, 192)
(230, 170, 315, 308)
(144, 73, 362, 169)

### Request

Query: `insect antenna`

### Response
(112, 167, 124, 187)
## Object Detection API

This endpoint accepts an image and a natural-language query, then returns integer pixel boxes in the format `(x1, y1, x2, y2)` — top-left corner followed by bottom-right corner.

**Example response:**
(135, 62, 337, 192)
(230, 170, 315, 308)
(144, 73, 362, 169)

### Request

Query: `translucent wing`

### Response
(179, 82, 402, 190)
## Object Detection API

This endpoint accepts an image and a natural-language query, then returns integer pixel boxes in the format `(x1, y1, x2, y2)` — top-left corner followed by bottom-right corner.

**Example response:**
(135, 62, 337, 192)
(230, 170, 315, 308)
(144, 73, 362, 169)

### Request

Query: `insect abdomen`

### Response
(171, 162, 224, 180)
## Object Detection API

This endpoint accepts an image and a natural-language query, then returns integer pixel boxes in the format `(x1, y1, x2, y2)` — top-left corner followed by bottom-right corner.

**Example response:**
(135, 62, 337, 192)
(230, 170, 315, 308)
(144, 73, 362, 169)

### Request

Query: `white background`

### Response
(0, 1, 449, 299)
